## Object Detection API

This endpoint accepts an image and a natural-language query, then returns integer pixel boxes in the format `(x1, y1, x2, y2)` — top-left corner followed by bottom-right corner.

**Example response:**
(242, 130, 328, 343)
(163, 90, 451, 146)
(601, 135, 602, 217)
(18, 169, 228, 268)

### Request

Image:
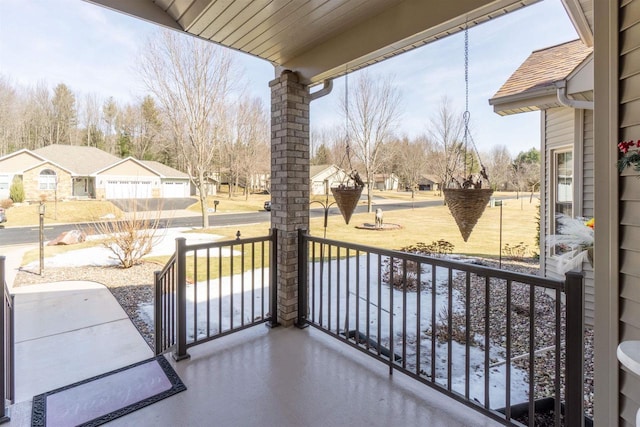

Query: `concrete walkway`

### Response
(0, 246, 153, 424)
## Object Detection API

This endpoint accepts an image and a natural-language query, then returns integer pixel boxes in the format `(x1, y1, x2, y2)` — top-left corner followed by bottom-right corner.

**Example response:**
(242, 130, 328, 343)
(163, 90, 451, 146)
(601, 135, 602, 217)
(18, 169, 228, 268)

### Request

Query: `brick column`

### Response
(269, 70, 310, 326)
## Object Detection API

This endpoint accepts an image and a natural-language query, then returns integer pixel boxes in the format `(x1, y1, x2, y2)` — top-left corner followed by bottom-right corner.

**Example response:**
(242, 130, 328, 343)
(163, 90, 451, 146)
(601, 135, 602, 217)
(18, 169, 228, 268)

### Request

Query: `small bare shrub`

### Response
(502, 242, 529, 260)
(93, 200, 165, 268)
(382, 240, 455, 291)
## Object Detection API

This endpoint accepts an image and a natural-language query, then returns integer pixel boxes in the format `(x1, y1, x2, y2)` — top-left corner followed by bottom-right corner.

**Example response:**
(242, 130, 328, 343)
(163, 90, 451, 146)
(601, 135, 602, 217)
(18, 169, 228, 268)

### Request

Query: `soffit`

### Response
(84, 0, 540, 85)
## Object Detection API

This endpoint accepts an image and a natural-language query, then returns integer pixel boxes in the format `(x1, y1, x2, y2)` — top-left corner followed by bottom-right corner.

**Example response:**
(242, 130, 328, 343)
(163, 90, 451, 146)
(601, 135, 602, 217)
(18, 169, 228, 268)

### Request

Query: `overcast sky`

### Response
(0, 0, 579, 156)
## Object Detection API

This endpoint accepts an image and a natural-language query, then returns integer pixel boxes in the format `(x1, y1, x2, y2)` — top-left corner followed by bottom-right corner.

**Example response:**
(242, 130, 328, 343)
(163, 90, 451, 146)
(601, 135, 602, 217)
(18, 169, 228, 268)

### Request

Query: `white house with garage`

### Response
(0, 144, 192, 201)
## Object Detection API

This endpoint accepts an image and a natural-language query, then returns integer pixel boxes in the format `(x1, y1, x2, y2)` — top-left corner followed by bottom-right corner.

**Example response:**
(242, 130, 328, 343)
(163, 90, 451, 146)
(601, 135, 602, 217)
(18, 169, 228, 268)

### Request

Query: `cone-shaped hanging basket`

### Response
(331, 186, 363, 225)
(443, 188, 494, 242)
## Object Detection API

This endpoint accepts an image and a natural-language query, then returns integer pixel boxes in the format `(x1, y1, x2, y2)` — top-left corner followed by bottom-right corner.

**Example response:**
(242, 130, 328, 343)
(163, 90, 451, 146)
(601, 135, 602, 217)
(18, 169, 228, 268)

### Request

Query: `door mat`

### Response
(31, 356, 186, 427)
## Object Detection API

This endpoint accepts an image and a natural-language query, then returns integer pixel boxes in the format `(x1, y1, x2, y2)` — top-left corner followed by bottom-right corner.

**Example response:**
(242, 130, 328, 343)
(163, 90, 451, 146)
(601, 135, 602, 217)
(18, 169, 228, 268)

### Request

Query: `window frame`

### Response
(38, 169, 58, 191)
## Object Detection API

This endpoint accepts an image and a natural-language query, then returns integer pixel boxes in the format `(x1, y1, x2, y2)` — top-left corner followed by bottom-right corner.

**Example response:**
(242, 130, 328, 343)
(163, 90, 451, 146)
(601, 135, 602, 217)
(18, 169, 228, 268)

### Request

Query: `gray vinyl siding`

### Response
(542, 107, 574, 280)
(582, 109, 595, 326)
(619, 0, 640, 424)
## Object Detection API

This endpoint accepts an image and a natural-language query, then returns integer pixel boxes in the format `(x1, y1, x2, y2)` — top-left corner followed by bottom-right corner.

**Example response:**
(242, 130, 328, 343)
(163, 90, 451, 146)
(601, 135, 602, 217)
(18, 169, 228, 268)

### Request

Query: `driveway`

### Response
(110, 197, 196, 212)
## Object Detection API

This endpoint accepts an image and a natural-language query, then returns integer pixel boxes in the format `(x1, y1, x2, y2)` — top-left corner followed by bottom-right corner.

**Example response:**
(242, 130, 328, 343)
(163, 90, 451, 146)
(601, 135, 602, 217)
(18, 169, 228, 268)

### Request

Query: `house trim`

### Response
(574, 109, 585, 217)
(91, 156, 161, 177)
(561, 0, 594, 47)
(593, 0, 619, 425)
(540, 110, 547, 276)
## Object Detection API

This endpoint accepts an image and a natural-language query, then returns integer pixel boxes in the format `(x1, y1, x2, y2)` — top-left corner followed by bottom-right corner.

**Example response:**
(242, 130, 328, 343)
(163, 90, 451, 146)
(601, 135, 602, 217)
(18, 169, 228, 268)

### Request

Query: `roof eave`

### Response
(489, 87, 559, 115)
(560, 0, 593, 47)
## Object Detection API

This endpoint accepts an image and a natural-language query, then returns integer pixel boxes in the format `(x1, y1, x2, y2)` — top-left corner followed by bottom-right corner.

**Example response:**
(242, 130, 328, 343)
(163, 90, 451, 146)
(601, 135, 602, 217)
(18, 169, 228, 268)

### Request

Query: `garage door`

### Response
(162, 181, 189, 198)
(105, 179, 152, 199)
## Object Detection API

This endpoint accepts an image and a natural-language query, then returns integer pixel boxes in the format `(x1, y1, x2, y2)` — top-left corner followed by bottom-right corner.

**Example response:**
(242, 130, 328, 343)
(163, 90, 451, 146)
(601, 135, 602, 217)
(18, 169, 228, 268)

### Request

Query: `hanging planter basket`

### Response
(331, 186, 363, 225)
(443, 188, 494, 242)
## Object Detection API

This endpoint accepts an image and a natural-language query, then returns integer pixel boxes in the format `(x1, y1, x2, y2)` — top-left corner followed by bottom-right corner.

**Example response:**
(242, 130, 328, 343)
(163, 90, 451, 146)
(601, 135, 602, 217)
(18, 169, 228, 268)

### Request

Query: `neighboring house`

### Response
(417, 175, 440, 191)
(0, 144, 192, 201)
(215, 171, 269, 193)
(371, 173, 399, 191)
(310, 164, 349, 195)
(489, 39, 595, 326)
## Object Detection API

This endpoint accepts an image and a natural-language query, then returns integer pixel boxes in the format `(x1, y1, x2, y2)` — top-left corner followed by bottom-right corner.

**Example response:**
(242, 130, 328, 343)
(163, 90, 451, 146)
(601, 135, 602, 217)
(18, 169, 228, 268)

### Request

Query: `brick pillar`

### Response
(270, 70, 310, 326)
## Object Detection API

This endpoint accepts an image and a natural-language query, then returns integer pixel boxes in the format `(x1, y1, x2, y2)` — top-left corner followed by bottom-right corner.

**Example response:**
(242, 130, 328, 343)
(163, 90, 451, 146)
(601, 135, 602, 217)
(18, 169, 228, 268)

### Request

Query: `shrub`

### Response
(382, 240, 456, 291)
(9, 176, 24, 203)
(0, 199, 12, 209)
(93, 200, 165, 268)
(502, 242, 529, 260)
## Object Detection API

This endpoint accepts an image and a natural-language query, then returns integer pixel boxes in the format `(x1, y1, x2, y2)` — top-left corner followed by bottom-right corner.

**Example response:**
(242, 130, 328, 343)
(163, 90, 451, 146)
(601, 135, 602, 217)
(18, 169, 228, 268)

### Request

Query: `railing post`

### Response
(564, 271, 584, 427)
(154, 270, 162, 356)
(173, 238, 190, 361)
(266, 228, 279, 328)
(0, 257, 10, 423)
(296, 229, 309, 328)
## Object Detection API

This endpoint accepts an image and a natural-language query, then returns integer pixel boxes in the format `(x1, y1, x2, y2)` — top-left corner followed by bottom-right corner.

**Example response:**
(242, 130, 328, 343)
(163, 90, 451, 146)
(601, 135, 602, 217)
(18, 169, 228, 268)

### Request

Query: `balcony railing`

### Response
(0, 257, 14, 424)
(296, 230, 585, 427)
(155, 228, 584, 426)
(154, 230, 278, 359)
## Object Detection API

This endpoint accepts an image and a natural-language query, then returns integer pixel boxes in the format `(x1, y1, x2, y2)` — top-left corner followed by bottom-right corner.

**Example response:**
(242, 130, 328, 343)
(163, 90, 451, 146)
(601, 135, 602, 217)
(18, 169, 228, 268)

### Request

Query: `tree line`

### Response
(0, 30, 270, 227)
(0, 29, 539, 226)
(309, 74, 540, 211)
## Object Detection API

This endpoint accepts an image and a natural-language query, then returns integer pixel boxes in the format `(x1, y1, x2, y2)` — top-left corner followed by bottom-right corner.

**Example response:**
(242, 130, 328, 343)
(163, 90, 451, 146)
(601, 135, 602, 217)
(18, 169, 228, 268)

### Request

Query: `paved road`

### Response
(0, 199, 455, 245)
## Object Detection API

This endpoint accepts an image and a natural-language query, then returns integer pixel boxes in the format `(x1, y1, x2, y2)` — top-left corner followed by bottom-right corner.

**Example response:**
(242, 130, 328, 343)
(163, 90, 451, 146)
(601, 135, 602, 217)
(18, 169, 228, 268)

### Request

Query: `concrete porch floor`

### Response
(12, 325, 501, 427)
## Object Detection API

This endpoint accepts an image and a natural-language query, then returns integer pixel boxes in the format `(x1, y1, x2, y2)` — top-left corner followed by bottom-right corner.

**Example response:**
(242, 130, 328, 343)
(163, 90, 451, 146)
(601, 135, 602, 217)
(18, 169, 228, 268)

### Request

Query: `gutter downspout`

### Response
(555, 80, 594, 110)
(310, 79, 333, 101)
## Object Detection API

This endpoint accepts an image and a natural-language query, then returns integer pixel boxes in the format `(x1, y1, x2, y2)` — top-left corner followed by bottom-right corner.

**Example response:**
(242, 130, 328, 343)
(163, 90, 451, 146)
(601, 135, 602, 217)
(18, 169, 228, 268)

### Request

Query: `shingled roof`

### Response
(32, 144, 121, 175)
(141, 160, 189, 179)
(491, 39, 592, 101)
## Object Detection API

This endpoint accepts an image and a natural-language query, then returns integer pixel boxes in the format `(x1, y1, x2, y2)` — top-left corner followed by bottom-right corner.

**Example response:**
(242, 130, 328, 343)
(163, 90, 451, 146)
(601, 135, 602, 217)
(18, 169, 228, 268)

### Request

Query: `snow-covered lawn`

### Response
(23, 228, 231, 269)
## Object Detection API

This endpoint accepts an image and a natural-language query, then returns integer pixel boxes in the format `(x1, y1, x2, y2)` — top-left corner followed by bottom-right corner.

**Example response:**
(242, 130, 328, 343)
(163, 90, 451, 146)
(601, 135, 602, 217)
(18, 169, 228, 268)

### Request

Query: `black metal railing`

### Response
(297, 230, 584, 427)
(0, 257, 14, 424)
(154, 230, 278, 360)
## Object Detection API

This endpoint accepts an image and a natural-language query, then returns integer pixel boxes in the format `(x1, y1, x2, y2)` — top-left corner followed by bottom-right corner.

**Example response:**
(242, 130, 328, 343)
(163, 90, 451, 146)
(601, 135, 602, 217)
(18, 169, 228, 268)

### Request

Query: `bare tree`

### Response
(0, 77, 20, 156)
(102, 97, 119, 154)
(484, 144, 513, 191)
(395, 135, 430, 191)
(138, 30, 236, 228)
(342, 72, 402, 212)
(424, 97, 466, 191)
(78, 92, 103, 148)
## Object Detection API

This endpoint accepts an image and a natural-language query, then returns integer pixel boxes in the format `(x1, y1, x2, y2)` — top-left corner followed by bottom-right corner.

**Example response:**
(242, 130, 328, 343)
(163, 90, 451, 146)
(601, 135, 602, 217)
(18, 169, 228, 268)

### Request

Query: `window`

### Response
(554, 150, 573, 218)
(39, 169, 57, 190)
(0, 175, 9, 191)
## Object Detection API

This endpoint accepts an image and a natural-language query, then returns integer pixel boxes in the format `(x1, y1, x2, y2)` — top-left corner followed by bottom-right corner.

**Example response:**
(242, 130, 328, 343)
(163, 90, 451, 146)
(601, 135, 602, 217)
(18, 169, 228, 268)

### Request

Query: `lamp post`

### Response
(39, 201, 45, 276)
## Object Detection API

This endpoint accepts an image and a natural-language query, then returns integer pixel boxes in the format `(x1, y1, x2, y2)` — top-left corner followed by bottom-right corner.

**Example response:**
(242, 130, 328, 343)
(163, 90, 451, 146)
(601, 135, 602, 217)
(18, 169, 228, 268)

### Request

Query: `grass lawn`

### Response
(17, 192, 539, 277)
(203, 195, 540, 260)
(4, 200, 122, 227)
(187, 194, 272, 213)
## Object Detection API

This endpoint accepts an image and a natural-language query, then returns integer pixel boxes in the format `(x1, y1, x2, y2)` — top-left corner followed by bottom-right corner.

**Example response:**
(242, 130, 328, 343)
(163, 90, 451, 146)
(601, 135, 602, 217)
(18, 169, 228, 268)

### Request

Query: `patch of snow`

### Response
(27, 228, 228, 268)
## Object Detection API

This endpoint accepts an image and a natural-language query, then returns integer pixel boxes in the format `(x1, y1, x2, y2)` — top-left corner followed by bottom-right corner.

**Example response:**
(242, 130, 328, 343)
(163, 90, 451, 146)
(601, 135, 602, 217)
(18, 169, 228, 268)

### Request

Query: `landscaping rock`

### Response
(47, 230, 86, 246)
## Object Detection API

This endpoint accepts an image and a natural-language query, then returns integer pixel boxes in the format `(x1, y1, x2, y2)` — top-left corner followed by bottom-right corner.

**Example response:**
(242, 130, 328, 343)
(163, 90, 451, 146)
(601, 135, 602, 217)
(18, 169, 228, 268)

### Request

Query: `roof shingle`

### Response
(32, 145, 121, 175)
(491, 39, 592, 101)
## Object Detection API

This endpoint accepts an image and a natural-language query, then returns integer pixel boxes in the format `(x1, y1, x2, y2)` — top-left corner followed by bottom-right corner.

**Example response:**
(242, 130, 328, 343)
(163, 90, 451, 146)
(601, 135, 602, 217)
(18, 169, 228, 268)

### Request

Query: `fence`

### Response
(297, 231, 585, 427)
(154, 230, 278, 360)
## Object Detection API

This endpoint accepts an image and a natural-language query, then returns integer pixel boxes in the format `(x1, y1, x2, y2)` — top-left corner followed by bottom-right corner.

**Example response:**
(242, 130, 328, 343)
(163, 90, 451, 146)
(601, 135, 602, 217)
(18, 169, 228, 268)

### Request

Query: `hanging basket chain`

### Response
(331, 64, 364, 225)
(442, 18, 494, 242)
(461, 21, 489, 188)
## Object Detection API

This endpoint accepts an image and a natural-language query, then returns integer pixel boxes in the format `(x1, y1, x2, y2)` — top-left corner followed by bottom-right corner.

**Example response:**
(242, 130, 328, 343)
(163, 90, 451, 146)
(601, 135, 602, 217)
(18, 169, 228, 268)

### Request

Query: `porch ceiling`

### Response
(84, 0, 540, 85)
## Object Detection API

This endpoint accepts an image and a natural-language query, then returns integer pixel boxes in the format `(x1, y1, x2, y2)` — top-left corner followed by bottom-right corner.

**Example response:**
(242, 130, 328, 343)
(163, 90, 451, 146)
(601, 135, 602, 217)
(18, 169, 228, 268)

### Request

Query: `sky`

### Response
(0, 0, 579, 156)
